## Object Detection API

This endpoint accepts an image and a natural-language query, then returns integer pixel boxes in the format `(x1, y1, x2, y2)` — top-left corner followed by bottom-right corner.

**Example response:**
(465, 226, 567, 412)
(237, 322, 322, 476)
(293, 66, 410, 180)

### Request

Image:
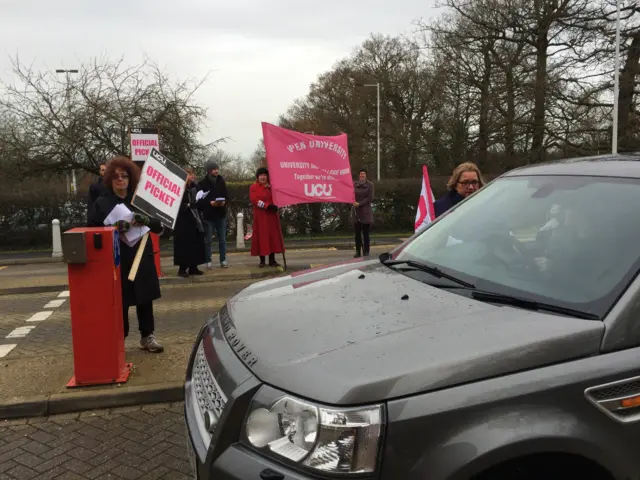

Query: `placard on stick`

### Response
(131, 148, 188, 230)
(130, 127, 160, 163)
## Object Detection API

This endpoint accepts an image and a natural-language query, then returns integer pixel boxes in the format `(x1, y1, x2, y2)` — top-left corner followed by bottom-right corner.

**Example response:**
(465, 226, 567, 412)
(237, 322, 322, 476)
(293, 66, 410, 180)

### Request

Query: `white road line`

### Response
(0, 344, 17, 358)
(44, 299, 66, 308)
(26, 311, 53, 322)
(58, 291, 69, 298)
(6, 326, 36, 338)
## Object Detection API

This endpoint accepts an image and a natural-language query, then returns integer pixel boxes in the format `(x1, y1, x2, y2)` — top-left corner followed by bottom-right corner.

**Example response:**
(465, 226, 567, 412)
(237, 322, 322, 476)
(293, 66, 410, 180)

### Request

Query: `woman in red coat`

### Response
(250, 167, 285, 267)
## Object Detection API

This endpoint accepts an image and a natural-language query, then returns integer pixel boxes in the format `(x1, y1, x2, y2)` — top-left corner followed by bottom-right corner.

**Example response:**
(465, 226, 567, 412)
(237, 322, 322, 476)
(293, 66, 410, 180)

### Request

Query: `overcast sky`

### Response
(0, 0, 438, 158)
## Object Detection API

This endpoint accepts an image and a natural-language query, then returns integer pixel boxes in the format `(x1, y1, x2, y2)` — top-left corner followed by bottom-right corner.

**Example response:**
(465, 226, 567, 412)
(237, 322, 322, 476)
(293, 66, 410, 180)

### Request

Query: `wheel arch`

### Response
(450, 437, 620, 480)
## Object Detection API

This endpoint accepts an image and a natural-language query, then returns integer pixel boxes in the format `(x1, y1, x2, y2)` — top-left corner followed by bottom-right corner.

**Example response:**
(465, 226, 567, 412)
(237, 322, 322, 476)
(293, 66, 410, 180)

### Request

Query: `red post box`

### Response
(151, 232, 164, 278)
(62, 227, 132, 387)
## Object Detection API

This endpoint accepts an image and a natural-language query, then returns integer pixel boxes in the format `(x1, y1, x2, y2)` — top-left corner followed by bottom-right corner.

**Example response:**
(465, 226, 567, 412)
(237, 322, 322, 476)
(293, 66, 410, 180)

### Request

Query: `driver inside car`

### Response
(533, 207, 597, 277)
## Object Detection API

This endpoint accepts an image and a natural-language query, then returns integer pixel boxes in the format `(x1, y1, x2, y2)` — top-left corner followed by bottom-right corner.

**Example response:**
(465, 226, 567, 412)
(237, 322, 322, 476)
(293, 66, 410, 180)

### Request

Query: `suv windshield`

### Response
(392, 174, 640, 318)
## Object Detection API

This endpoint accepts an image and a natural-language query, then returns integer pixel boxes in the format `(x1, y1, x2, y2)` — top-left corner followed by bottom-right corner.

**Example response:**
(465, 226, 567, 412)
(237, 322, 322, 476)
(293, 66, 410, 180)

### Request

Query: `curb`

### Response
(0, 382, 184, 420)
(0, 240, 401, 266)
(0, 264, 313, 296)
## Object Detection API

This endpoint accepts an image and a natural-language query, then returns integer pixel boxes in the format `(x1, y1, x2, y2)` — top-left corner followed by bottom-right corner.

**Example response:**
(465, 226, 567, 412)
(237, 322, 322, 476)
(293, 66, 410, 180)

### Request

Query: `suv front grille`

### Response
(189, 339, 229, 452)
(193, 341, 228, 421)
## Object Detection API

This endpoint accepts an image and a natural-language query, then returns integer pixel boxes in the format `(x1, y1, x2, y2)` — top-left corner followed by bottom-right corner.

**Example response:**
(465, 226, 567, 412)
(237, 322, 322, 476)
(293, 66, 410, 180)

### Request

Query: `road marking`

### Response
(0, 344, 17, 357)
(0, 266, 6, 271)
(44, 299, 66, 308)
(6, 326, 36, 339)
(26, 311, 53, 322)
(58, 291, 69, 298)
(309, 264, 326, 268)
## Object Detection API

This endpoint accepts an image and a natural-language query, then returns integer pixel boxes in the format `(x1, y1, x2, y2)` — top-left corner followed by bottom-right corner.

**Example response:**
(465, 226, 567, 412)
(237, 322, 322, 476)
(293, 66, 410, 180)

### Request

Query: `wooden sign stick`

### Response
(128, 233, 149, 282)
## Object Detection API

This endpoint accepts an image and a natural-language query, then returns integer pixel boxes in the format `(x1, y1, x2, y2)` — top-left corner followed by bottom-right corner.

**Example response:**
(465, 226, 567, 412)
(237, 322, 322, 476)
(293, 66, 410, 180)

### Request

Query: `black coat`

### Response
(173, 182, 207, 267)
(196, 174, 228, 221)
(87, 190, 163, 307)
(433, 190, 465, 218)
(86, 178, 107, 222)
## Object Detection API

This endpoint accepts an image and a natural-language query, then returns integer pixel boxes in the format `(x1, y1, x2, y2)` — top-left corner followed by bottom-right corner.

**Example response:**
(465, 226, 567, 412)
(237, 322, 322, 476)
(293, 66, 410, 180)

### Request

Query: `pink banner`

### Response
(262, 122, 356, 207)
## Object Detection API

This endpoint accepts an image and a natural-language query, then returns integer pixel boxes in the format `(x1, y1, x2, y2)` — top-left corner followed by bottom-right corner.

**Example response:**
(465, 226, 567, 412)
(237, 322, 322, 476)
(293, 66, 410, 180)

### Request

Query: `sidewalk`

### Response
(0, 281, 251, 420)
(0, 236, 407, 266)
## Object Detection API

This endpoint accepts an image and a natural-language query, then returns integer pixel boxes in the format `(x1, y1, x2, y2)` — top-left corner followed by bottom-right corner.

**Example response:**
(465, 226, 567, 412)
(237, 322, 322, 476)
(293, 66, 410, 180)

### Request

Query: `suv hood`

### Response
(223, 259, 603, 405)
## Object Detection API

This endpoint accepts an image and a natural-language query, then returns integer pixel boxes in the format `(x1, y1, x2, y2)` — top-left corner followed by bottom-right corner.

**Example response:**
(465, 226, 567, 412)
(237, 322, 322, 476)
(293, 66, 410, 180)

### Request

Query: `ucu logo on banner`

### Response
(304, 184, 333, 197)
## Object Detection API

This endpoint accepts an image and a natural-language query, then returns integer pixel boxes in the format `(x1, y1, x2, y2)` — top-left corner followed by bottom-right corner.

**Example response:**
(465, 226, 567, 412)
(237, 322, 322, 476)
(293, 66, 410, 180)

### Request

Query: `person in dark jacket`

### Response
(353, 168, 374, 258)
(173, 167, 206, 277)
(86, 161, 107, 221)
(197, 161, 229, 269)
(433, 162, 485, 218)
(87, 155, 164, 353)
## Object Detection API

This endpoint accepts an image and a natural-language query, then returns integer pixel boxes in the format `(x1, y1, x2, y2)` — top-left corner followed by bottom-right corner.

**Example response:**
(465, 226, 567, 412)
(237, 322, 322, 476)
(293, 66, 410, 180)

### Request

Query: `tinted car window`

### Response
(395, 175, 640, 317)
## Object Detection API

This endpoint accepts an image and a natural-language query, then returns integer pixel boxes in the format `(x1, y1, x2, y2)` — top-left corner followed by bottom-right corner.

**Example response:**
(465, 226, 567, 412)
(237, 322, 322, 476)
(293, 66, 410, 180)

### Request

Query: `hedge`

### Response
(0, 175, 496, 249)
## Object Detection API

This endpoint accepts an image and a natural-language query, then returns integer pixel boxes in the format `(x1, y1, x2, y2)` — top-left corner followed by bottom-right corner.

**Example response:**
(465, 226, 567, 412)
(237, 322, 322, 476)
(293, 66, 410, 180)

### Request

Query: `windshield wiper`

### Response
(382, 259, 475, 289)
(470, 291, 599, 320)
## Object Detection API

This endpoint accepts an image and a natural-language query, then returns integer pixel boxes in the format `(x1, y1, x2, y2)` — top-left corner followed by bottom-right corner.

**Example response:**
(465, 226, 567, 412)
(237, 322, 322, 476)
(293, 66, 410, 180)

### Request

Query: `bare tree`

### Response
(249, 140, 267, 172)
(0, 55, 225, 176)
(197, 149, 252, 181)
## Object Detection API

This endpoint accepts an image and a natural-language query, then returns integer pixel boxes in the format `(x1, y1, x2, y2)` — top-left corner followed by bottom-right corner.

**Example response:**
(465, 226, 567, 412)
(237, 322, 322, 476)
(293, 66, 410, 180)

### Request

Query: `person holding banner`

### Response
(173, 168, 206, 277)
(87, 156, 164, 353)
(352, 168, 374, 258)
(249, 167, 284, 267)
(433, 162, 485, 218)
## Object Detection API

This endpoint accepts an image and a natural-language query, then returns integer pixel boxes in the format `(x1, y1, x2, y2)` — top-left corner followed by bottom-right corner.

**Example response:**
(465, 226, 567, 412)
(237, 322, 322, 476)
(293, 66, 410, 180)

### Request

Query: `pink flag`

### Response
(261, 122, 356, 207)
(415, 165, 436, 233)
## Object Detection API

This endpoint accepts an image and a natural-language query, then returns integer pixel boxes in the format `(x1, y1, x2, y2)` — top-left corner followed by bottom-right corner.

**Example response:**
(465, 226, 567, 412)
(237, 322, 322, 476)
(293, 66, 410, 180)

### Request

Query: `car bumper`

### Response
(185, 436, 320, 480)
(184, 309, 324, 480)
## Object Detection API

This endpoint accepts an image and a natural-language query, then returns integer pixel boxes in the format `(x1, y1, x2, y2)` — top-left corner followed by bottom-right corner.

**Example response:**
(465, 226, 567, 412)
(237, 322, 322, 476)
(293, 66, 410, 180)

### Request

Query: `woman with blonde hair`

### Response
(433, 162, 485, 218)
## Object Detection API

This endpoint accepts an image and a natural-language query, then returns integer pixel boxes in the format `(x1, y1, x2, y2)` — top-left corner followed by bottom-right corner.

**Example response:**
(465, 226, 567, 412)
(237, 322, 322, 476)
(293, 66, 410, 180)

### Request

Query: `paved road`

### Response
(0, 280, 256, 401)
(0, 246, 389, 401)
(0, 403, 192, 479)
(0, 237, 404, 262)
(0, 246, 393, 294)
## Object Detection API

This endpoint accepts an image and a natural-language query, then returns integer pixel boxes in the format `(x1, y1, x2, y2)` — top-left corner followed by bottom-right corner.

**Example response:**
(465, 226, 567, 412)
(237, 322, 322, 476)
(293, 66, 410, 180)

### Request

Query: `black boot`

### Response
(268, 253, 281, 267)
(178, 268, 189, 278)
(189, 266, 204, 276)
(259, 255, 267, 267)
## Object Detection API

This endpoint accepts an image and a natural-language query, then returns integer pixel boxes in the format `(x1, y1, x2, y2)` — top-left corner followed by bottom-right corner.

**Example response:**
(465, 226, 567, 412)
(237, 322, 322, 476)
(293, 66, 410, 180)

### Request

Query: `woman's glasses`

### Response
(458, 180, 479, 187)
(114, 174, 129, 180)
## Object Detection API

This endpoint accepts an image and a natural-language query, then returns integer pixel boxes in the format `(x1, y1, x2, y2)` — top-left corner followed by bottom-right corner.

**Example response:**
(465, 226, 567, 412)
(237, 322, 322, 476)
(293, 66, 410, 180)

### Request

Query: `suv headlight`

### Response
(243, 386, 384, 474)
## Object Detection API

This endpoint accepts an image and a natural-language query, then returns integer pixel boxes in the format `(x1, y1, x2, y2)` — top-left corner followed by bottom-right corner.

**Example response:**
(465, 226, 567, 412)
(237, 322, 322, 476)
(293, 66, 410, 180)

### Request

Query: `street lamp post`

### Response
(56, 69, 79, 194)
(354, 81, 381, 181)
(612, 0, 621, 155)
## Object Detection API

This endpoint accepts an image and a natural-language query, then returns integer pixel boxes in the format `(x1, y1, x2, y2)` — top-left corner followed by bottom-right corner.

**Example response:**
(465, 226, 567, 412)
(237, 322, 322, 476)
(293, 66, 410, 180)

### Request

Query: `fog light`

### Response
(204, 410, 218, 433)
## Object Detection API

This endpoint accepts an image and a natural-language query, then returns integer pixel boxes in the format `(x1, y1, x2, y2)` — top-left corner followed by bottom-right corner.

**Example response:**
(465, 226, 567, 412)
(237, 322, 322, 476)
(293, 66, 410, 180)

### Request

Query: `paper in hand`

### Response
(196, 190, 208, 201)
(104, 204, 149, 247)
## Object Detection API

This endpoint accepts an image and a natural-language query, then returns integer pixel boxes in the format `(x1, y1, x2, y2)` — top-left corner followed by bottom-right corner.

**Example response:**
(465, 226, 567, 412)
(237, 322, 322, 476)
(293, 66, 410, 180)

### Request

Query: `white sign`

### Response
(130, 127, 160, 163)
(131, 148, 188, 230)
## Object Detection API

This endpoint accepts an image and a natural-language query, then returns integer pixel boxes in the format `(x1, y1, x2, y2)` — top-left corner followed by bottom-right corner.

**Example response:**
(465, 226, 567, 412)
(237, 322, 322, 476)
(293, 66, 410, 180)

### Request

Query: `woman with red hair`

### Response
(249, 167, 284, 267)
(87, 156, 164, 353)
